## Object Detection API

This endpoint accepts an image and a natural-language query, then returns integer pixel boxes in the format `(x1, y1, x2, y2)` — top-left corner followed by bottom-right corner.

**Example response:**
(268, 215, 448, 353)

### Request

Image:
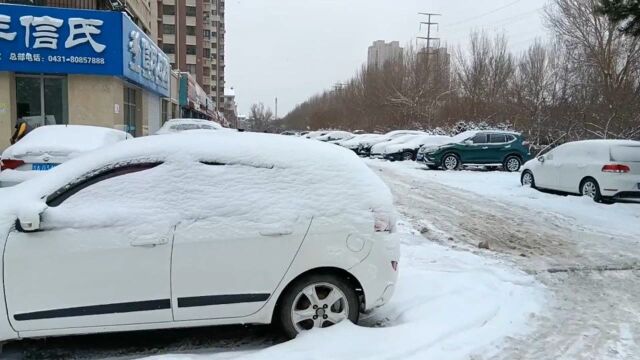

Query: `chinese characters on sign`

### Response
(1, 15, 106, 51)
(125, 24, 170, 96)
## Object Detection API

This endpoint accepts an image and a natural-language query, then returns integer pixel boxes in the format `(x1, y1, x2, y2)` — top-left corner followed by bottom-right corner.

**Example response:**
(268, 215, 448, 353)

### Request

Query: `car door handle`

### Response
(130, 237, 169, 247)
(260, 229, 293, 237)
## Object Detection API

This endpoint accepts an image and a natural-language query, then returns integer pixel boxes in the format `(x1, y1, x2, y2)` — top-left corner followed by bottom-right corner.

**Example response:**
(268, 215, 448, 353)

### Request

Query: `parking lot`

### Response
(3, 157, 638, 359)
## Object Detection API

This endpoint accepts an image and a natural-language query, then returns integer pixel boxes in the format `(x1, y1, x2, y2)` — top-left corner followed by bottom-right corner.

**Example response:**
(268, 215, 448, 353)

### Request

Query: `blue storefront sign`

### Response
(0, 4, 169, 97)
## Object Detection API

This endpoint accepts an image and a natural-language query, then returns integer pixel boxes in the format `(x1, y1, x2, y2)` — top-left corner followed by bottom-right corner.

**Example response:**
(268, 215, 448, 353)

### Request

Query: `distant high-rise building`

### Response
(156, 0, 225, 111)
(367, 40, 403, 69)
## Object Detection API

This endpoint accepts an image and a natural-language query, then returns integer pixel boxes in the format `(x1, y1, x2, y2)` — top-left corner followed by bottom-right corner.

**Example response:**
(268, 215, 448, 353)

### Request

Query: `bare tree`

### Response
(249, 103, 274, 132)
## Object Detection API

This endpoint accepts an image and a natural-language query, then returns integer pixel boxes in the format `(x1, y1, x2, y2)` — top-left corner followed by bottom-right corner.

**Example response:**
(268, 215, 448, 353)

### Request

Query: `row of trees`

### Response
(282, 0, 640, 145)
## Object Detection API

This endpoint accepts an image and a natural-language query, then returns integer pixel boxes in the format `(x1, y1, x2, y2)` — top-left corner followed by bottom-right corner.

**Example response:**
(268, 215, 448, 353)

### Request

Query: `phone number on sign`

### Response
(47, 56, 106, 65)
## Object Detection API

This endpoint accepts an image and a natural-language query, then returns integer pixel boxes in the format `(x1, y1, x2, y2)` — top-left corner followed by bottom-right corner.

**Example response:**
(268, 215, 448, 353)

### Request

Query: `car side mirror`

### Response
(537, 156, 545, 163)
(16, 203, 47, 233)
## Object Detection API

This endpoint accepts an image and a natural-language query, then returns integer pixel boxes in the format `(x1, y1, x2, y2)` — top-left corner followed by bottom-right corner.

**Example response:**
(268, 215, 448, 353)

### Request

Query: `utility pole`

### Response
(417, 12, 441, 52)
(275, 97, 278, 120)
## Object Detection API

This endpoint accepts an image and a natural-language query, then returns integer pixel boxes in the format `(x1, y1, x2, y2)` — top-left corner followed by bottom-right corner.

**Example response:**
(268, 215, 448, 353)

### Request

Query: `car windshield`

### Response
(450, 131, 478, 143)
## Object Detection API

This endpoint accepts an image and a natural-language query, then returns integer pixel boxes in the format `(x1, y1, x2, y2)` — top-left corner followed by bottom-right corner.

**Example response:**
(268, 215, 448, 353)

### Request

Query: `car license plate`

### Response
(32, 163, 57, 171)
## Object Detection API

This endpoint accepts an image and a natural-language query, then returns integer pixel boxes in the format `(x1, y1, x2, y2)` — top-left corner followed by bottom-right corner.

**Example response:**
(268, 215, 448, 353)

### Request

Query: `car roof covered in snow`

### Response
(3, 131, 393, 227)
(566, 139, 639, 147)
(1, 125, 131, 159)
(156, 119, 224, 134)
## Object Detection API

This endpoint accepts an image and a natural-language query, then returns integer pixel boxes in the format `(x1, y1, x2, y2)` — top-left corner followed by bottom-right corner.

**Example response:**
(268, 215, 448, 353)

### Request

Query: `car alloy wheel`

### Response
(291, 283, 349, 332)
(580, 178, 604, 203)
(443, 154, 459, 170)
(278, 274, 359, 338)
(402, 152, 414, 161)
(521, 171, 534, 187)
(505, 156, 522, 172)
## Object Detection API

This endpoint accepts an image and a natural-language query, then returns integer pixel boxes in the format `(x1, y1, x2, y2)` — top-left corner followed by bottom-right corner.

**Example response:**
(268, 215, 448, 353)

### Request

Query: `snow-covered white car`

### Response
(521, 140, 640, 203)
(0, 131, 400, 346)
(337, 134, 383, 152)
(358, 130, 428, 156)
(0, 125, 131, 187)
(305, 130, 330, 139)
(382, 135, 452, 161)
(316, 131, 354, 142)
(155, 119, 225, 135)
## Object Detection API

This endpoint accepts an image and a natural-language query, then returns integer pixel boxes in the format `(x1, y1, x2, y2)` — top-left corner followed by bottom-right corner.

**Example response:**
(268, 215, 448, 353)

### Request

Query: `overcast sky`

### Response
(226, 0, 549, 117)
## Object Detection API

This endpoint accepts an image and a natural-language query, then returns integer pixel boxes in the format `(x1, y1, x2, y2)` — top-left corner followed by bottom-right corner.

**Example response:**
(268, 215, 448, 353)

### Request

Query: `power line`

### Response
(442, 0, 525, 29)
(417, 12, 441, 50)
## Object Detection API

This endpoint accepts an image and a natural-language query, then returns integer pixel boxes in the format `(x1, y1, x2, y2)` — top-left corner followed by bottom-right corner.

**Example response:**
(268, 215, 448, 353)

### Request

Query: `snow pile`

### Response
(1, 125, 131, 159)
(1, 132, 393, 232)
(140, 222, 544, 360)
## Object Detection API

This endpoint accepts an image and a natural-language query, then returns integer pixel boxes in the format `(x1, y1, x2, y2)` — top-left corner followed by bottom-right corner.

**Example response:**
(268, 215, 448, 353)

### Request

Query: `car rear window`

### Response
(611, 145, 640, 162)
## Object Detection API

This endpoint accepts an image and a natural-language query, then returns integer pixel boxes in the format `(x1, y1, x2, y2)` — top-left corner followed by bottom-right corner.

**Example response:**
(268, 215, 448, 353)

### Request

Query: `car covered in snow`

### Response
(418, 130, 531, 172)
(0, 131, 400, 346)
(316, 131, 354, 142)
(155, 119, 225, 135)
(382, 135, 452, 161)
(338, 133, 384, 153)
(521, 140, 640, 203)
(358, 130, 428, 157)
(304, 130, 331, 139)
(0, 125, 131, 187)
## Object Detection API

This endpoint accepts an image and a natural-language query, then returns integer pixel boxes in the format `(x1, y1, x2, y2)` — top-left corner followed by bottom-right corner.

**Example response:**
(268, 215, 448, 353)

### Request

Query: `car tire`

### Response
(401, 151, 414, 161)
(521, 170, 536, 188)
(442, 153, 460, 171)
(580, 177, 603, 203)
(504, 156, 522, 172)
(277, 273, 359, 339)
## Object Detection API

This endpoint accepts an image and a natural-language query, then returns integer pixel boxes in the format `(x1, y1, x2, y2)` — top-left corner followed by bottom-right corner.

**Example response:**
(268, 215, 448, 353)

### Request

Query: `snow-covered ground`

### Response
(138, 223, 543, 360)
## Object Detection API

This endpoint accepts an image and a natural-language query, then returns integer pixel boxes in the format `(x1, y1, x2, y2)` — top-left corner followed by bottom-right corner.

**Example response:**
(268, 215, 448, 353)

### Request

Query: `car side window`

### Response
(46, 162, 163, 207)
(470, 134, 488, 144)
(489, 134, 507, 143)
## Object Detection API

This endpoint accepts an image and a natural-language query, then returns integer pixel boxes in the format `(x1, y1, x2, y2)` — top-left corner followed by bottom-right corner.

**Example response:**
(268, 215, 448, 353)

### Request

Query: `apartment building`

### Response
(156, 0, 225, 112)
(367, 40, 403, 70)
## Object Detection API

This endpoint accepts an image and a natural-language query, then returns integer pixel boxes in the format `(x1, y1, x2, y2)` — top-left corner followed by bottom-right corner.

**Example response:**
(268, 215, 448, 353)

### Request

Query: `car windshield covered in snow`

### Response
(156, 119, 224, 135)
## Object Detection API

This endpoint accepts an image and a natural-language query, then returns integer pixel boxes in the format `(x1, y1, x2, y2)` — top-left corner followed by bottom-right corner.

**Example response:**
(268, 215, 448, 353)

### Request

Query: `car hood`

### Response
(384, 143, 414, 154)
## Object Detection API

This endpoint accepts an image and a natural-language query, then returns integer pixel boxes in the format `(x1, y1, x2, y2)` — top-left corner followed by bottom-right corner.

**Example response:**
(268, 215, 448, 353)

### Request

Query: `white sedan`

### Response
(521, 140, 640, 203)
(0, 131, 400, 348)
(155, 118, 225, 135)
(0, 125, 131, 187)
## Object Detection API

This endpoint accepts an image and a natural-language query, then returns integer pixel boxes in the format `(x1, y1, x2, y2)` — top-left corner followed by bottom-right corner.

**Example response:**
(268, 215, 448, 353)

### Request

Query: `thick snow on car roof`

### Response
(1, 125, 130, 159)
(2, 131, 393, 230)
(156, 119, 224, 134)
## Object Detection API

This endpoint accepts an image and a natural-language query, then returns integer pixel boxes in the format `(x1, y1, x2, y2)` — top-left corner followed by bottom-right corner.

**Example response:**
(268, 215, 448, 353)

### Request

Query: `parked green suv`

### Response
(417, 130, 532, 172)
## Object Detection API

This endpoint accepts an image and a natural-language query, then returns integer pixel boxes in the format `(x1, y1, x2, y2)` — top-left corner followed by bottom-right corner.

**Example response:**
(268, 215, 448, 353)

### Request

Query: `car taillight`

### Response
(602, 164, 630, 173)
(373, 210, 393, 232)
(0, 159, 25, 171)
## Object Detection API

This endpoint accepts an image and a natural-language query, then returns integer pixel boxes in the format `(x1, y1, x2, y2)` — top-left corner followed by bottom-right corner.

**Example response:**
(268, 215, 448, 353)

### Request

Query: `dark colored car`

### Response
(417, 130, 532, 172)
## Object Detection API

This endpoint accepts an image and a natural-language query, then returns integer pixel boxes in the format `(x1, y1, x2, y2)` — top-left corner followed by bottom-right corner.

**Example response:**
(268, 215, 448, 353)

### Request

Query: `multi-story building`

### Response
(367, 40, 403, 70)
(156, 0, 225, 113)
(223, 86, 237, 127)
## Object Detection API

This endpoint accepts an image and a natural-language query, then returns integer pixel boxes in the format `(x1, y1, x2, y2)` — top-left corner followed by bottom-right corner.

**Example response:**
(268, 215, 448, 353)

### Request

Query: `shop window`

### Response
(15, 75, 68, 127)
(123, 86, 140, 137)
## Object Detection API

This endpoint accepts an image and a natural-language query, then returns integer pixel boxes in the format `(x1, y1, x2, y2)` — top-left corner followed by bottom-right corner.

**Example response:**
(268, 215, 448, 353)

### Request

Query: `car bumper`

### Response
(0, 169, 42, 187)
(600, 176, 640, 201)
(349, 232, 400, 311)
(383, 152, 410, 161)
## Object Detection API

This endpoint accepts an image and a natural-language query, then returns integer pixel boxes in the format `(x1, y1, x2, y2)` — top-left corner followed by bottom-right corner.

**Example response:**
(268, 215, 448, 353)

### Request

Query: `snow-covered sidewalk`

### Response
(142, 222, 544, 360)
